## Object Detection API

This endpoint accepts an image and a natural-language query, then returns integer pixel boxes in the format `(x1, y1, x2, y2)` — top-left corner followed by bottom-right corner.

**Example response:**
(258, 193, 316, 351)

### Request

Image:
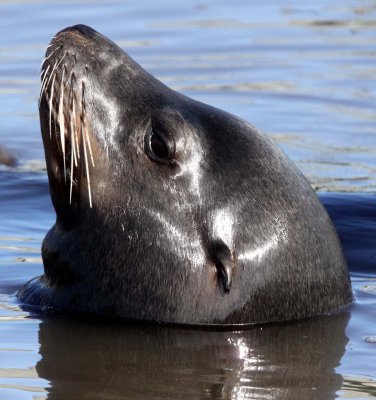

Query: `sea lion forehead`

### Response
(51, 24, 140, 80)
(56, 25, 122, 55)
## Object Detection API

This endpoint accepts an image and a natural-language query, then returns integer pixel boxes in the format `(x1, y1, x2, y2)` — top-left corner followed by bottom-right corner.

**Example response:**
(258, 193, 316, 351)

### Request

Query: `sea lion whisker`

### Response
(39, 67, 46, 85)
(58, 67, 66, 183)
(82, 119, 93, 208)
(84, 123, 95, 168)
(44, 45, 61, 63)
(46, 47, 56, 58)
(39, 51, 50, 72)
(48, 73, 56, 139)
(69, 120, 75, 204)
(47, 50, 68, 85)
(39, 45, 53, 69)
(46, 43, 63, 54)
(69, 87, 78, 168)
(64, 68, 74, 90)
(41, 58, 60, 113)
(80, 79, 94, 167)
(38, 64, 51, 106)
(71, 120, 78, 167)
(39, 46, 56, 73)
(56, 50, 68, 68)
(40, 64, 50, 83)
(44, 59, 59, 91)
(72, 96, 80, 160)
(81, 81, 92, 207)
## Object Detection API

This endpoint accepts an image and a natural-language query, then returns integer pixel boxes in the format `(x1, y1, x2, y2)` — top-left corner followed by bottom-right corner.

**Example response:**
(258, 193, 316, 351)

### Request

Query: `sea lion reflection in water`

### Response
(18, 25, 353, 326)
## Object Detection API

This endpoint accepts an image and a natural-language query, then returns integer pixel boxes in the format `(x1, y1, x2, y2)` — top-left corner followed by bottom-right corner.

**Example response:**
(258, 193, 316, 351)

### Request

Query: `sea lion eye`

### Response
(150, 131, 168, 159)
(145, 130, 175, 165)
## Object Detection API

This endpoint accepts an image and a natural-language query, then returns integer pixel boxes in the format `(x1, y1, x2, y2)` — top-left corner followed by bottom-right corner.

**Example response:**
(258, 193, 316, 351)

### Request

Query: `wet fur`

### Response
(18, 25, 353, 325)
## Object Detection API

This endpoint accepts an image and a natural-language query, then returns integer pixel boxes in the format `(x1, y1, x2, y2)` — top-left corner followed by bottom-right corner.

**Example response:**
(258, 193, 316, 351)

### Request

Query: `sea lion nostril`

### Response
(211, 240, 234, 294)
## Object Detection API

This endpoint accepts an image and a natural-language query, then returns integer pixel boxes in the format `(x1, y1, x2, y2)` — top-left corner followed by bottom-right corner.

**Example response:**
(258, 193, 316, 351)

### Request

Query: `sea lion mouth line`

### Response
(39, 44, 95, 208)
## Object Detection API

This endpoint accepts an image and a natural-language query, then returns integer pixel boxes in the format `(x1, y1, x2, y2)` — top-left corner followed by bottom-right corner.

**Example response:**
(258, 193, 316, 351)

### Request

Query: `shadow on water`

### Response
(36, 312, 350, 400)
(320, 193, 376, 274)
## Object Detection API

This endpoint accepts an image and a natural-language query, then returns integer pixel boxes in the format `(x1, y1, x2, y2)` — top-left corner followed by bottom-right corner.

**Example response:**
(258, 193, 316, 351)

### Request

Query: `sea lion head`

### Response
(20, 25, 352, 325)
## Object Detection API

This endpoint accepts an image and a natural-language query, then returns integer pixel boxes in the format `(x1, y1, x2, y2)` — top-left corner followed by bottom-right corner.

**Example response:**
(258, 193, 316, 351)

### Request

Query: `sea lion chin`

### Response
(18, 25, 353, 326)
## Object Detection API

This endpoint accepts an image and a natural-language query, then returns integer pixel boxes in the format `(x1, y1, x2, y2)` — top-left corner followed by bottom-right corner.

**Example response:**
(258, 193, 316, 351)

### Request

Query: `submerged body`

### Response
(18, 25, 352, 325)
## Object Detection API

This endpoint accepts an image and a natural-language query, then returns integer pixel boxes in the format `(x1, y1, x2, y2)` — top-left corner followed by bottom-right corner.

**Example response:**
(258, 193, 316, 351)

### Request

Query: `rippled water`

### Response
(0, 0, 375, 399)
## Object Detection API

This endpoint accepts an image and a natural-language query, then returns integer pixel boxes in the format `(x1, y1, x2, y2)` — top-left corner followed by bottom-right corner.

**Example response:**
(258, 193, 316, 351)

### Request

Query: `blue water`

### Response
(0, 1, 375, 399)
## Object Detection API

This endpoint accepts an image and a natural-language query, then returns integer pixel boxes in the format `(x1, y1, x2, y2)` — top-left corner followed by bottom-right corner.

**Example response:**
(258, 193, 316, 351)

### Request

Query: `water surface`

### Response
(0, 1, 375, 399)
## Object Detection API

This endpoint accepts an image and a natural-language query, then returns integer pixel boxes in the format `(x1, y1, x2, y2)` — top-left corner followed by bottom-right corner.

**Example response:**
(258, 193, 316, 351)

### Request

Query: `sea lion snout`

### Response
(53, 25, 106, 54)
(58, 24, 97, 39)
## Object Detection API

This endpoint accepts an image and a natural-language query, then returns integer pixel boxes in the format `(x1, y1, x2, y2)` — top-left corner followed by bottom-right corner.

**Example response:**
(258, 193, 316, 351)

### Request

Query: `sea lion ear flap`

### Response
(212, 240, 235, 293)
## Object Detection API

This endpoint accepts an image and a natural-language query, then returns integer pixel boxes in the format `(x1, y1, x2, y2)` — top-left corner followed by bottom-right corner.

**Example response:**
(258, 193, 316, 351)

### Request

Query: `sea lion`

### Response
(18, 25, 353, 325)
